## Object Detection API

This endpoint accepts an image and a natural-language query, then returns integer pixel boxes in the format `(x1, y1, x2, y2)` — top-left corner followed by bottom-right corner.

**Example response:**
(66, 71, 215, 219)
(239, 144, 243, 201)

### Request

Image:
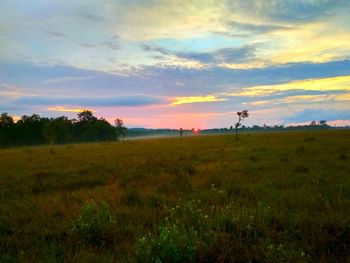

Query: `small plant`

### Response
(136, 224, 197, 263)
(121, 188, 143, 206)
(294, 165, 309, 173)
(304, 136, 315, 142)
(146, 192, 166, 208)
(339, 153, 347, 160)
(249, 155, 259, 161)
(69, 201, 116, 246)
(295, 146, 305, 153)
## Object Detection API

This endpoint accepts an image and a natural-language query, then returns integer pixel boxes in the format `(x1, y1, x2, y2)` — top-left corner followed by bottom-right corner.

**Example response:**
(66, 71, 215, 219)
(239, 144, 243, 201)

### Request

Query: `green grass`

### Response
(0, 130, 350, 262)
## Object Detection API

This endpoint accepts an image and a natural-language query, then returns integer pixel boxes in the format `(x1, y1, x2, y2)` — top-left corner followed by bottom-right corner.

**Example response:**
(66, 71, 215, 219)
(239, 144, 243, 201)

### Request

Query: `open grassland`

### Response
(0, 130, 350, 262)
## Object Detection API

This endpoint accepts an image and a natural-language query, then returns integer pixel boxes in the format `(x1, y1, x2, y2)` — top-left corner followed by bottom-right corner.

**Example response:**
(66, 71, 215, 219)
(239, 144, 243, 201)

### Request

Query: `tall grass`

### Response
(0, 130, 349, 262)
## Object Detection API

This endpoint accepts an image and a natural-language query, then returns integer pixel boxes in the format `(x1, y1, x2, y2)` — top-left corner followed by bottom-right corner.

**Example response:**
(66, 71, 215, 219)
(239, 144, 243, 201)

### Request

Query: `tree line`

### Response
(0, 110, 127, 147)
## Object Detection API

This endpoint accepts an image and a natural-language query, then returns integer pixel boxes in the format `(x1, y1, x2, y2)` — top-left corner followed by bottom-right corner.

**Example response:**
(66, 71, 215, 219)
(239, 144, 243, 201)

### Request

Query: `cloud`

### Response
(224, 0, 347, 23)
(113, 0, 223, 40)
(230, 75, 350, 97)
(79, 35, 119, 50)
(2, 60, 350, 98)
(241, 89, 349, 106)
(285, 108, 350, 123)
(2, 0, 349, 71)
(47, 106, 95, 113)
(82, 12, 104, 22)
(213, 31, 250, 39)
(1, 0, 349, 128)
(227, 21, 292, 34)
(100, 34, 120, 50)
(171, 95, 226, 106)
(80, 43, 97, 48)
(141, 45, 170, 55)
(142, 44, 258, 65)
(247, 94, 336, 106)
(43, 76, 94, 84)
(13, 95, 165, 107)
(46, 31, 68, 38)
(178, 46, 257, 64)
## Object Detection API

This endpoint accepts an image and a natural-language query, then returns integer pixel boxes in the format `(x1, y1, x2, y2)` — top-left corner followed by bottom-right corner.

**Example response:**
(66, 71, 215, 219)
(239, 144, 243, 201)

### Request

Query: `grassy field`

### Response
(0, 130, 349, 262)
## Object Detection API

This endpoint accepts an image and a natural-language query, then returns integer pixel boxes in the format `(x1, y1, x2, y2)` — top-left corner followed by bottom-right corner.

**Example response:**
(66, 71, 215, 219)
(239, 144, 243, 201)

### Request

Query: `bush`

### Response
(69, 201, 117, 246)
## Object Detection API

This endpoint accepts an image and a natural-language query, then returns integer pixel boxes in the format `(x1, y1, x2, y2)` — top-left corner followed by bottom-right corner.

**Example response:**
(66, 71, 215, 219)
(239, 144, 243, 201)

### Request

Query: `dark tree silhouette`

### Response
(114, 118, 127, 141)
(319, 120, 327, 126)
(0, 113, 14, 128)
(74, 111, 116, 142)
(0, 113, 15, 146)
(16, 114, 49, 145)
(0, 111, 126, 146)
(77, 110, 97, 122)
(43, 116, 72, 144)
(235, 110, 249, 139)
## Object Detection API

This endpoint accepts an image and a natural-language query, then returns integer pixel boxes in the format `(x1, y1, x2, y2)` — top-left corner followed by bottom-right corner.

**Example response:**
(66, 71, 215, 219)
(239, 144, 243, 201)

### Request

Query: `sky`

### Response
(1, 0, 350, 128)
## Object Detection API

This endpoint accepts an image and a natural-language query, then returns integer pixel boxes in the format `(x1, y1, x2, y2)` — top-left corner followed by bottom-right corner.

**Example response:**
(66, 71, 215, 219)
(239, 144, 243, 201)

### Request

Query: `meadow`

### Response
(0, 130, 349, 262)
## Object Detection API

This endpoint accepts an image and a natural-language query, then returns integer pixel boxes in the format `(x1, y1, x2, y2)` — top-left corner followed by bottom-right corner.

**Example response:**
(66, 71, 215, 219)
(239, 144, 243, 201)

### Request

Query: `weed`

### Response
(146, 192, 166, 208)
(296, 145, 306, 153)
(206, 174, 222, 188)
(249, 155, 259, 161)
(294, 165, 310, 173)
(339, 153, 347, 160)
(304, 136, 315, 142)
(0, 254, 17, 263)
(69, 201, 117, 246)
(136, 224, 197, 263)
(121, 188, 143, 206)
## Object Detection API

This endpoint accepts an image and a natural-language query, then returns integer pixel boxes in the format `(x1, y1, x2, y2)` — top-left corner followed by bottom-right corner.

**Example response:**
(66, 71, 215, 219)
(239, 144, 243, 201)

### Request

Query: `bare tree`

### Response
(235, 110, 249, 139)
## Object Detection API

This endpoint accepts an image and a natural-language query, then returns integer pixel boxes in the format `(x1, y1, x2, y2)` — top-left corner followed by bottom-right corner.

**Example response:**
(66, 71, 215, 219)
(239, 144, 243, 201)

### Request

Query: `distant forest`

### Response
(0, 110, 127, 147)
(0, 110, 339, 147)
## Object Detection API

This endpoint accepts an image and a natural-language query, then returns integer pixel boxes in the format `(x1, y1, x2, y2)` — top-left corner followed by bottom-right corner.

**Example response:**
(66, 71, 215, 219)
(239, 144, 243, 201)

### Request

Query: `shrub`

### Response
(69, 201, 116, 246)
(136, 224, 197, 263)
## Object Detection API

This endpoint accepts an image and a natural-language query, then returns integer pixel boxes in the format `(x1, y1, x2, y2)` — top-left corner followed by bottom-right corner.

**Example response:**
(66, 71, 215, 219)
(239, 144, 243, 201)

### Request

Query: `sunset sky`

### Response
(1, 0, 350, 128)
